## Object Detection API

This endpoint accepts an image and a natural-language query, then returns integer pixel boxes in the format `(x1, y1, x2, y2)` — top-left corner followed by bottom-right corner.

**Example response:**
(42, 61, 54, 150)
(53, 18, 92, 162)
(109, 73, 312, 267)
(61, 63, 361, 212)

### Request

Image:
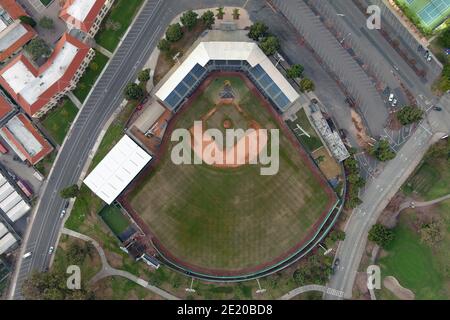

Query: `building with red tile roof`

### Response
(0, 90, 16, 121)
(0, 33, 95, 118)
(0, 113, 53, 165)
(0, 0, 37, 62)
(60, 0, 114, 38)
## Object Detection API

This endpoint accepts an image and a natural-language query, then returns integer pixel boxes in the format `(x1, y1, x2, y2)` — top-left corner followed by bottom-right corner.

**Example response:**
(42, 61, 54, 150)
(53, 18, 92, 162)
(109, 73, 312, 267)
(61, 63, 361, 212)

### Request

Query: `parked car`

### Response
(388, 93, 394, 102)
(433, 106, 443, 111)
(23, 252, 32, 259)
(391, 99, 398, 107)
(60, 209, 66, 219)
(48, 246, 54, 255)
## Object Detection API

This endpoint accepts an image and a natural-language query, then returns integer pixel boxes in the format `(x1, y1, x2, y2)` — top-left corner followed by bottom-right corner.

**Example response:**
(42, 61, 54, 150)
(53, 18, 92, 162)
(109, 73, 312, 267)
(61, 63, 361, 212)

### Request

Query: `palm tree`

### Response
(216, 7, 225, 20)
(232, 8, 240, 20)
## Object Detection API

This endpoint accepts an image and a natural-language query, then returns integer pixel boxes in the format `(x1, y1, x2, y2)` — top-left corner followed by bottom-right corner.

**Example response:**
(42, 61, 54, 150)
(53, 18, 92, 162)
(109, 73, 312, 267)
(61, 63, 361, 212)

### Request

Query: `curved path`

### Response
(61, 228, 179, 300)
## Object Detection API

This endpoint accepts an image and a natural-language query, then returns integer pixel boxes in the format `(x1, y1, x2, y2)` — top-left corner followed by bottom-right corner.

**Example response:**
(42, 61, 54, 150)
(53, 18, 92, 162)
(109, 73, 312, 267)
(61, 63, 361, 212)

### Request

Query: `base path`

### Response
(61, 228, 179, 300)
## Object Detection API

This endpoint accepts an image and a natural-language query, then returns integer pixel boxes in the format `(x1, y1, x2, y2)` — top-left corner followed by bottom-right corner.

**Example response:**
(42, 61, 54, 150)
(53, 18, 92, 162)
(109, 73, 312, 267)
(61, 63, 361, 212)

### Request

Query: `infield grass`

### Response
(129, 75, 333, 272)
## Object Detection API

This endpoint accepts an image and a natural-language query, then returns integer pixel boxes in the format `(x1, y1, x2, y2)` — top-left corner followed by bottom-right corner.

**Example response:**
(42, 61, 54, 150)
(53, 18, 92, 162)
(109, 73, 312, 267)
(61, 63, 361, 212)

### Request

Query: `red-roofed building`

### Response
(0, 33, 95, 118)
(60, 0, 114, 38)
(0, 113, 53, 165)
(0, 91, 16, 121)
(0, 0, 37, 62)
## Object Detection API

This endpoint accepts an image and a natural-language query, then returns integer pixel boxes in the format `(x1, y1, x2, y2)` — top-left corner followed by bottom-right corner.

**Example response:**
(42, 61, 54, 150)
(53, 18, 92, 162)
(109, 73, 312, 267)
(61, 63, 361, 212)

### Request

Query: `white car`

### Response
(388, 93, 394, 102)
(23, 252, 32, 259)
(391, 99, 398, 107)
(48, 246, 54, 255)
(60, 209, 66, 219)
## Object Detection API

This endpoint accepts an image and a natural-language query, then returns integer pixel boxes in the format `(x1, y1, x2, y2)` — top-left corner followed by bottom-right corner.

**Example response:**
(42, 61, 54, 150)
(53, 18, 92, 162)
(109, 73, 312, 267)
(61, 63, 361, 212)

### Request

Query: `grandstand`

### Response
(155, 41, 300, 113)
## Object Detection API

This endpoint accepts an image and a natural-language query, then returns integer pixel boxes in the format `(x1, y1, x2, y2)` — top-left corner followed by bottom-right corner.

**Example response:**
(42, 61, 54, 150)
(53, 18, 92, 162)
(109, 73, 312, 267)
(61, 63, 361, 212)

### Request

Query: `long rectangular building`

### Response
(0, 171, 30, 223)
(0, 33, 94, 118)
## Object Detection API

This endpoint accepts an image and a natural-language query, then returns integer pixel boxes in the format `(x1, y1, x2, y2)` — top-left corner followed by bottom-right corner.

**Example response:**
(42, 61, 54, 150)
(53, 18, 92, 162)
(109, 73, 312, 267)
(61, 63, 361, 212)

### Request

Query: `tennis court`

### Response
(401, 0, 450, 29)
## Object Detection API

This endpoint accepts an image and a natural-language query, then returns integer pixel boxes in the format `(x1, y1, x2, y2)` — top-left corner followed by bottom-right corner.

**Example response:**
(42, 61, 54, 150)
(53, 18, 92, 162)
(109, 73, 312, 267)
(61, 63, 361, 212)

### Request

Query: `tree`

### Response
(157, 38, 171, 52)
(201, 10, 215, 29)
(368, 224, 394, 248)
(232, 8, 240, 20)
(216, 7, 225, 20)
(438, 27, 450, 48)
(39, 16, 54, 29)
(165, 23, 183, 43)
(293, 255, 333, 286)
(25, 38, 51, 61)
(60, 184, 79, 199)
(419, 219, 444, 247)
(180, 10, 198, 31)
(300, 78, 315, 92)
(286, 64, 304, 79)
(370, 139, 396, 162)
(124, 83, 144, 101)
(138, 69, 151, 83)
(396, 106, 424, 125)
(259, 36, 280, 56)
(19, 16, 36, 27)
(248, 22, 268, 41)
(315, 155, 325, 164)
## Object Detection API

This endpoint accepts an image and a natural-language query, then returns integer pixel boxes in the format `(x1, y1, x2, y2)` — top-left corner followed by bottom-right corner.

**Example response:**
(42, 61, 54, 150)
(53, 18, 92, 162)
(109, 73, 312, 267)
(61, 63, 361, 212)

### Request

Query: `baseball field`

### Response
(127, 74, 335, 274)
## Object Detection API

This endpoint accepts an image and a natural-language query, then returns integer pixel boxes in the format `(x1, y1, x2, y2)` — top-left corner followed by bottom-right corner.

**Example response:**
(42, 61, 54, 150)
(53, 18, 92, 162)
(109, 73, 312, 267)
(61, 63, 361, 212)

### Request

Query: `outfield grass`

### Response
(41, 99, 78, 145)
(73, 51, 109, 103)
(95, 0, 144, 52)
(286, 109, 323, 153)
(129, 75, 332, 272)
(99, 205, 130, 236)
(379, 202, 450, 300)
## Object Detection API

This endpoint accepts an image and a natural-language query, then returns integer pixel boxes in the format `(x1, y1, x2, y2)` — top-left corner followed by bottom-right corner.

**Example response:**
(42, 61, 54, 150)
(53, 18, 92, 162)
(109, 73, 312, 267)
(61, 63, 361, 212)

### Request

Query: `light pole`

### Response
(340, 32, 351, 44)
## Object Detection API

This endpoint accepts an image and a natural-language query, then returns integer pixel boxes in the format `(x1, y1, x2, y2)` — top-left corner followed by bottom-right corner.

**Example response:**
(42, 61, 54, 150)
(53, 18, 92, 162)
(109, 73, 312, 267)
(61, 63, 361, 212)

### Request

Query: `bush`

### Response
(368, 224, 394, 248)
(124, 83, 144, 101)
(25, 38, 51, 61)
(180, 10, 198, 31)
(293, 255, 333, 286)
(232, 8, 240, 20)
(216, 7, 225, 20)
(259, 36, 280, 56)
(300, 78, 315, 92)
(438, 27, 450, 48)
(201, 10, 215, 29)
(39, 16, 54, 29)
(138, 69, 151, 83)
(286, 64, 304, 79)
(369, 139, 396, 162)
(248, 22, 268, 41)
(60, 185, 80, 199)
(165, 23, 183, 43)
(19, 16, 36, 27)
(396, 106, 424, 125)
(157, 38, 171, 52)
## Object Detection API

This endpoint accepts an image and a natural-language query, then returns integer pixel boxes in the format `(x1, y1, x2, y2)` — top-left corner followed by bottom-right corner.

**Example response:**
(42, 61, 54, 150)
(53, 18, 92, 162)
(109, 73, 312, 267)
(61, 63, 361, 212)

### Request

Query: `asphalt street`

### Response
(10, 0, 246, 299)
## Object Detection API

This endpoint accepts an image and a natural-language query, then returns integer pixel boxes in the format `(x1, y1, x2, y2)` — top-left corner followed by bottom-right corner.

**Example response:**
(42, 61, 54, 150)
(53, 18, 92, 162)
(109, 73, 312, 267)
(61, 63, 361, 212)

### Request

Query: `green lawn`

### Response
(99, 205, 130, 236)
(379, 211, 450, 299)
(41, 99, 78, 145)
(129, 75, 333, 271)
(73, 51, 109, 103)
(403, 141, 450, 200)
(286, 108, 323, 153)
(95, 0, 144, 52)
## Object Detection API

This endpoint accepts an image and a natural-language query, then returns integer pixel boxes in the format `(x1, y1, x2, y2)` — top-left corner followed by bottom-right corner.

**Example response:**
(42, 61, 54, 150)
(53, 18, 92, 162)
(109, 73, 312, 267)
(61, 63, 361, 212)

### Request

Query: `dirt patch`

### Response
(353, 272, 371, 300)
(386, 112, 402, 131)
(351, 110, 371, 148)
(384, 276, 415, 300)
(378, 194, 406, 228)
(312, 147, 341, 180)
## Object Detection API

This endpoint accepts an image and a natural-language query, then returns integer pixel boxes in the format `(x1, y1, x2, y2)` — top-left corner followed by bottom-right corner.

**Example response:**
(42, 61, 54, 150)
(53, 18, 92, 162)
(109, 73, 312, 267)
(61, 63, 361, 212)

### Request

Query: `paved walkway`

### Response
(278, 284, 345, 300)
(67, 92, 83, 109)
(61, 228, 179, 300)
(94, 44, 113, 59)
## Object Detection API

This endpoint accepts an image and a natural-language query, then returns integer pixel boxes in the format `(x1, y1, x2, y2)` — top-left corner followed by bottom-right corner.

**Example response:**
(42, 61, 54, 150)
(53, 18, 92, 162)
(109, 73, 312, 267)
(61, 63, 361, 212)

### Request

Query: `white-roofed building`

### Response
(0, 171, 30, 222)
(84, 135, 152, 205)
(0, 222, 7, 238)
(0, 232, 16, 255)
(60, 0, 114, 38)
(155, 41, 300, 113)
(0, 33, 94, 118)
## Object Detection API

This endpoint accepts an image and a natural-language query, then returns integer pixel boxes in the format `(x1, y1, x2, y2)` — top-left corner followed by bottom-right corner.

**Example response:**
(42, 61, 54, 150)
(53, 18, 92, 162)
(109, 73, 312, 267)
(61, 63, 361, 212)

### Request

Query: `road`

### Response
(9, 0, 246, 299)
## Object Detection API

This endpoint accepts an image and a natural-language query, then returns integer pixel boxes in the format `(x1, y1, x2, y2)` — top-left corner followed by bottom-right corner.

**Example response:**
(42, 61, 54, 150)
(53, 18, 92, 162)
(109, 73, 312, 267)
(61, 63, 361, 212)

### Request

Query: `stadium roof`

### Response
(60, 0, 107, 33)
(84, 135, 152, 205)
(155, 41, 299, 110)
(0, 114, 53, 164)
(0, 33, 90, 116)
(0, 222, 7, 238)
